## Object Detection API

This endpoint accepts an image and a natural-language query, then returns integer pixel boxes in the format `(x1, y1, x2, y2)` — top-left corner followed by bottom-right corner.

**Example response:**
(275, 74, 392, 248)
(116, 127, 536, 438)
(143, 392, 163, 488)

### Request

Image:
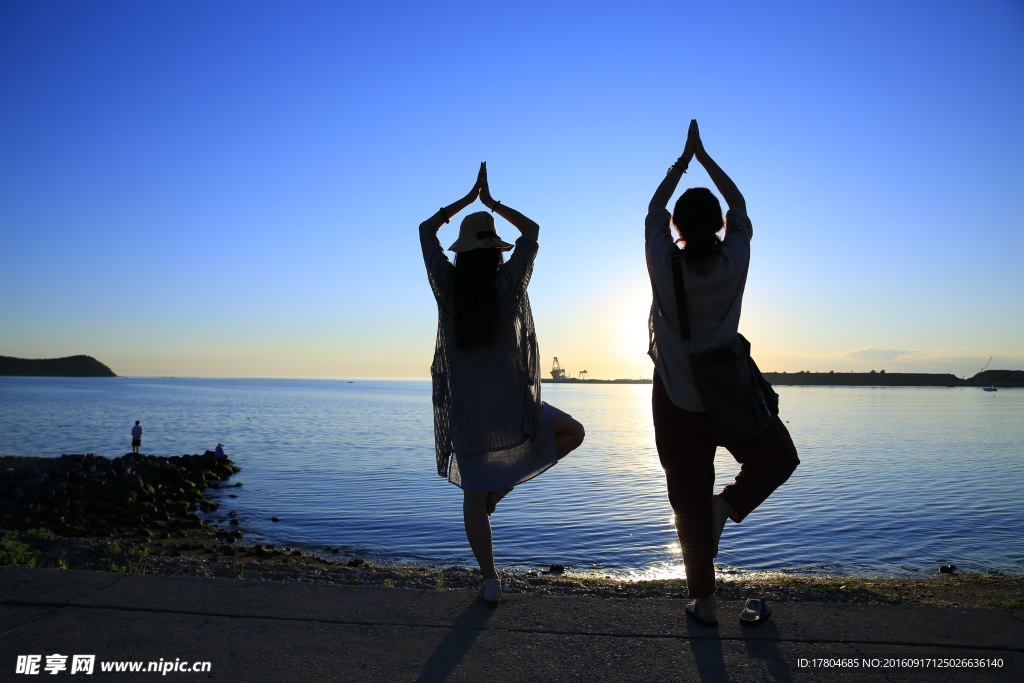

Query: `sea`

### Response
(1, 377, 1021, 580)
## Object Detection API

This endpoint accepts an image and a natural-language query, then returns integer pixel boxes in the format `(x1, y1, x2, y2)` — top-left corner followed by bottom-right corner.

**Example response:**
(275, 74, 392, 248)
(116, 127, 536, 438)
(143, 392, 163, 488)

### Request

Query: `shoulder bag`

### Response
(670, 250, 779, 440)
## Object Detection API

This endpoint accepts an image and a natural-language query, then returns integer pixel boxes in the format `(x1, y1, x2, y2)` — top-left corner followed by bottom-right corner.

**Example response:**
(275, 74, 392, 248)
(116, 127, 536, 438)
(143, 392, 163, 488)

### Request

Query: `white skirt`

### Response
(450, 402, 565, 492)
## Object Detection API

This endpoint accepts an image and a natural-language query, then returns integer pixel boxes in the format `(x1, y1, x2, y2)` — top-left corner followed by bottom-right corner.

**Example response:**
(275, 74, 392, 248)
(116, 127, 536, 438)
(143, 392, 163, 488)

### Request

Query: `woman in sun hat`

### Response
(420, 162, 585, 605)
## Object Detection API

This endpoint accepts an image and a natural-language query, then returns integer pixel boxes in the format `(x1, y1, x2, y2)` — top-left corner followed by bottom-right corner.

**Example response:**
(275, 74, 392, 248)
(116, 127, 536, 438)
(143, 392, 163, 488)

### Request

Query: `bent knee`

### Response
(557, 414, 585, 441)
(571, 419, 585, 444)
(783, 449, 800, 472)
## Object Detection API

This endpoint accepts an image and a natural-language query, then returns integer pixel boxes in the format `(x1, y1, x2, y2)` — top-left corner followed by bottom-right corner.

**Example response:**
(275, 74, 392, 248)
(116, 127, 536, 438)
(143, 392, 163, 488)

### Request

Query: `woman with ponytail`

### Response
(421, 163, 585, 605)
(646, 121, 799, 627)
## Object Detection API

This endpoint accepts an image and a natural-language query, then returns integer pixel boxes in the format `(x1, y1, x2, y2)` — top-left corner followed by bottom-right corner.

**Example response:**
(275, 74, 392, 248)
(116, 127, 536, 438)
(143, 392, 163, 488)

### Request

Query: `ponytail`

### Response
(672, 187, 724, 263)
(681, 225, 721, 260)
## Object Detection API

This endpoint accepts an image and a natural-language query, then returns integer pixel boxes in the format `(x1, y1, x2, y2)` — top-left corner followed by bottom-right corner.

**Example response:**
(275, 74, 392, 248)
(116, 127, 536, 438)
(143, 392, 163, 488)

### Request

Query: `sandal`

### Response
(739, 597, 772, 625)
(685, 600, 719, 627)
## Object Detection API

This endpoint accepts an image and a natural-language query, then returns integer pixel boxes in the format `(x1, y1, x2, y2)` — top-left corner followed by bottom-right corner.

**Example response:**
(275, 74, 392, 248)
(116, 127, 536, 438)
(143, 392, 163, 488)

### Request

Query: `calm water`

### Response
(1, 377, 1021, 579)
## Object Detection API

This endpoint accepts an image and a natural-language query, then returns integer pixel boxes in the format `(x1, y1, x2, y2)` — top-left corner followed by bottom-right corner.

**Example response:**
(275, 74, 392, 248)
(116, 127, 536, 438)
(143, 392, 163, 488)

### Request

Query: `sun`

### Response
(612, 285, 655, 375)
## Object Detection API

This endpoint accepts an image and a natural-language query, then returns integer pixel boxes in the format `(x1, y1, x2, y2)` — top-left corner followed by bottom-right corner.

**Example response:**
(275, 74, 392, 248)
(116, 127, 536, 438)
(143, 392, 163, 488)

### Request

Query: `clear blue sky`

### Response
(2, 0, 1022, 379)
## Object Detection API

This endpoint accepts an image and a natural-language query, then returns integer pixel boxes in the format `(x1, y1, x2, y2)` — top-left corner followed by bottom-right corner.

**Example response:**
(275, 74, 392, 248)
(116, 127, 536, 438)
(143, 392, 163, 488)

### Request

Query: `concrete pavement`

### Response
(0, 568, 1020, 682)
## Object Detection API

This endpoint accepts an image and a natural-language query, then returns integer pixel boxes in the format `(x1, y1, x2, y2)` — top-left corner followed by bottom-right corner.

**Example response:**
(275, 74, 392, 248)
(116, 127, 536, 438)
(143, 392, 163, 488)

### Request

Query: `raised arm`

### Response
(690, 120, 746, 213)
(478, 162, 539, 241)
(420, 163, 484, 234)
(649, 124, 695, 213)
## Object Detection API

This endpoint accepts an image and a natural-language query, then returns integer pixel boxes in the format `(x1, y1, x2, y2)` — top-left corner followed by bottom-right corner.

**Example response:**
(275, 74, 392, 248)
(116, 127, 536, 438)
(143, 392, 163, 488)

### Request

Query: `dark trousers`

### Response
(652, 372, 799, 599)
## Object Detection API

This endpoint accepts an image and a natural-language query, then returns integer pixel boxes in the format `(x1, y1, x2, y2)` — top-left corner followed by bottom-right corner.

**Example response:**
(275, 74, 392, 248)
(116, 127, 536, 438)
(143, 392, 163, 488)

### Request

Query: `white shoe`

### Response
(480, 579, 502, 605)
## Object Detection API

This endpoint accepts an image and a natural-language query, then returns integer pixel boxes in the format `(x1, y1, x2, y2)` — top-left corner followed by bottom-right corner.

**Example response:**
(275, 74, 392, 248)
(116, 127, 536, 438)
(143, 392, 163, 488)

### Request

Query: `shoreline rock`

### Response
(0, 452, 240, 536)
(2, 455, 1022, 608)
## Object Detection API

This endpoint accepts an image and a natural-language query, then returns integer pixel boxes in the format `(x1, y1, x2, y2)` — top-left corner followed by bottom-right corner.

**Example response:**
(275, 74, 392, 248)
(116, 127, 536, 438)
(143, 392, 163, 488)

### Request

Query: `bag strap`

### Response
(670, 250, 692, 342)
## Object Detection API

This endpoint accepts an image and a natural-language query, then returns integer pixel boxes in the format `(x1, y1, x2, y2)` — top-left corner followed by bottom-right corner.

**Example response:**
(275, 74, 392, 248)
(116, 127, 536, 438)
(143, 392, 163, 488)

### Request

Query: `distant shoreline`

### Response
(2, 355, 1020, 387)
(544, 369, 1024, 388)
(542, 378, 652, 385)
(0, 355, 116, 378)
(3, 455, 1022, 606)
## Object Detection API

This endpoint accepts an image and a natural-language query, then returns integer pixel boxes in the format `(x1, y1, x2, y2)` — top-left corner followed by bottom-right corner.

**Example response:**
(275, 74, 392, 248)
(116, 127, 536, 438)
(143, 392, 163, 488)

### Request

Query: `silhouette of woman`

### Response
(646, 121, 799, 626)
(420, 163, 585, 605)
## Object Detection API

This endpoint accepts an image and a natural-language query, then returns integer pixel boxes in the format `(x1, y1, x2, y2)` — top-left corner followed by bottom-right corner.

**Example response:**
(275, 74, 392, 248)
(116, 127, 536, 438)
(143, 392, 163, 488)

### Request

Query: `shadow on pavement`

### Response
(741, 620, 791, 682)
(685, 620, 729, 682)
(416, 598, 495, 682)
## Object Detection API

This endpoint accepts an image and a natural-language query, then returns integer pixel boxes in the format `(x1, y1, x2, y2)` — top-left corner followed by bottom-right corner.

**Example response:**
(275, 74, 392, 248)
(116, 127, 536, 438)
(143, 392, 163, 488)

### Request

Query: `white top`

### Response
(646, 206, 753, 411)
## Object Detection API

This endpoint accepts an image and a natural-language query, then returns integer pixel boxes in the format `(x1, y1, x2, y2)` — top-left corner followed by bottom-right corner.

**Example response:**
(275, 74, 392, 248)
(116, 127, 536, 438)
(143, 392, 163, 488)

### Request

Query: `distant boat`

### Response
(980, 356, 997, 391)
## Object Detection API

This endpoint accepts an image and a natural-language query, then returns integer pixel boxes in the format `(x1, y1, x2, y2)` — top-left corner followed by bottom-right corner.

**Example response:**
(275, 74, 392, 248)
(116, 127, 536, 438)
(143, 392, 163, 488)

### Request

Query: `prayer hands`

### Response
(687, 119, 705, 160)
(478, 162, 497, 210)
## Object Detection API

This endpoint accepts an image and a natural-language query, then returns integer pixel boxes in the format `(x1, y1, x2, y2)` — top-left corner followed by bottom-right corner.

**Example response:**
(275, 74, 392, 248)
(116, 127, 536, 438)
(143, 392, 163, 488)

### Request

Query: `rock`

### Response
(0, 451, 246, 539)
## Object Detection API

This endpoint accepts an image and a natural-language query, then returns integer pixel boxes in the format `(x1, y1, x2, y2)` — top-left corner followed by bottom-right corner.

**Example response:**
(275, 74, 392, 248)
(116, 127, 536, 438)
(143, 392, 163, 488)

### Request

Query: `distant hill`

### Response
(0, 355, 117, 377)
(764, 370, 1024, 388)
(763, 371, 959, 387)
(543, 370, 1024, 387)
(964, 370, 1024, 388)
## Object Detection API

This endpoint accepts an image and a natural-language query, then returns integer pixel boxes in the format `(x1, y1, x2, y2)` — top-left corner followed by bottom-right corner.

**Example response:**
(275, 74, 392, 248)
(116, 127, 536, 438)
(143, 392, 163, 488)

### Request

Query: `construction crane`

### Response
(551, 357, 567, 380)
(578, 370, 588, 380)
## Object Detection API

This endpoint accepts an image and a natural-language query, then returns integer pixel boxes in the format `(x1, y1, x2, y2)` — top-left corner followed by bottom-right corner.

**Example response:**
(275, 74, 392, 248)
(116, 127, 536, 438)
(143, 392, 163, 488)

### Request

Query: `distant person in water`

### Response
(646, 120, 799, 627)
(421, 162, 585, 606)
(131, 420, 143, 454)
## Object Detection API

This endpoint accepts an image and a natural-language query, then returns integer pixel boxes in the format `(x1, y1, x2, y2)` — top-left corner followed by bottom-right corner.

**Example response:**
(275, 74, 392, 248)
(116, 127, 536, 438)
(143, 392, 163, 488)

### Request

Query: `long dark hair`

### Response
(453, 248, 503, 349)
(673, 187, 723, 261)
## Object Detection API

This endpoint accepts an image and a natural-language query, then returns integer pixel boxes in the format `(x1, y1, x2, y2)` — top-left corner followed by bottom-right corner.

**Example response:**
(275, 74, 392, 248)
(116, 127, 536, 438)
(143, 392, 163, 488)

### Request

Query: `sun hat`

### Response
(448, 211, 513, 252)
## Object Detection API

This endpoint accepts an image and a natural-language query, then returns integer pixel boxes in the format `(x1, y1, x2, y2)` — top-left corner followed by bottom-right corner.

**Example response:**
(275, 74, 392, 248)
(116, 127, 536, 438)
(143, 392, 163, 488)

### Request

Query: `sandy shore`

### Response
(2, 453, 1022, 608)
(3, 527, 1021, 609)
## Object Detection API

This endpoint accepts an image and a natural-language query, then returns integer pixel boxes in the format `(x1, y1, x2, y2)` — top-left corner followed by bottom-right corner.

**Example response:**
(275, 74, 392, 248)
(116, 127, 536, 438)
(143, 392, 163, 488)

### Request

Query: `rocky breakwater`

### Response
(0, 452, 241, 538)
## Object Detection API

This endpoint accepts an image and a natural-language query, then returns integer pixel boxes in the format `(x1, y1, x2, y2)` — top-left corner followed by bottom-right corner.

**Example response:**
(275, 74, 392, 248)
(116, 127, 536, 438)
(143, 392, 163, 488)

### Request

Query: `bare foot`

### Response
(711, 495, 733, 558)
(486, 488, 512, 515)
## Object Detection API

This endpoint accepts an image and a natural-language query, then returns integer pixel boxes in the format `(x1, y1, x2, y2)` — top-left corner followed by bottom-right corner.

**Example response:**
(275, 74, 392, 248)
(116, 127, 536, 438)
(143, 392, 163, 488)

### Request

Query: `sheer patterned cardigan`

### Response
(420, 223, 543, 480)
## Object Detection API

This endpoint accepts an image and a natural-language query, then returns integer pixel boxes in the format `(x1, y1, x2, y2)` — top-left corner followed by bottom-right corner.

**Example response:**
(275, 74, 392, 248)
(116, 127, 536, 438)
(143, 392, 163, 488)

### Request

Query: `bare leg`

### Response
(711, 494, 733, 558)
(554, 414, 585, 459)
(463, 492, 498, 580)
(486, 488, 511, 515)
